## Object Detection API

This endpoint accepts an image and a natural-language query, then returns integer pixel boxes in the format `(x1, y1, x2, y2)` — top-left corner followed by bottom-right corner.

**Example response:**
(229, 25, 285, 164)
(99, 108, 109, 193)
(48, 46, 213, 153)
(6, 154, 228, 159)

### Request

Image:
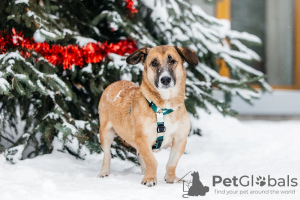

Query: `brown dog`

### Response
(98, 45, 198, 186)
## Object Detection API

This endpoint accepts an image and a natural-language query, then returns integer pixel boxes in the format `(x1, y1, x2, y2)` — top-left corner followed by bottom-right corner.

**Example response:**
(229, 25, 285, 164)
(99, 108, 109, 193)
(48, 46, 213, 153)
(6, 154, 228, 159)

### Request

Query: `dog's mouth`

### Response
(160, 84, 173, 89)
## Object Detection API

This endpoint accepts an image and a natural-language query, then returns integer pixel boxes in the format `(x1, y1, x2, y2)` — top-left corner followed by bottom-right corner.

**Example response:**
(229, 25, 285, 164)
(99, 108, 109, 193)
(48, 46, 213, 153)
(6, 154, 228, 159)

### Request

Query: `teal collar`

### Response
(146, 98, 175, 150)
(146, 99, 174, 115)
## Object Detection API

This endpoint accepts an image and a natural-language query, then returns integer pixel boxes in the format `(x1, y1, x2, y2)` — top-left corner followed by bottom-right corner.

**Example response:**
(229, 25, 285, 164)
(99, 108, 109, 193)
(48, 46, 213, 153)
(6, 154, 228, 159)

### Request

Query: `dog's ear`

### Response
(126, 48, 149, 65)
(174, 46, 198, 67)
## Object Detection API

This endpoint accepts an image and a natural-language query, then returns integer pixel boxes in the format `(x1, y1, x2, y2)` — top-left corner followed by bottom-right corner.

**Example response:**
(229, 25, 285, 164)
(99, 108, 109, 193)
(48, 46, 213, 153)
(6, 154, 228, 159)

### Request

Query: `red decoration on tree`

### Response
(0, 31, 10, 53)
(125, 0, 138, 14)
(0, 29, 138, 70)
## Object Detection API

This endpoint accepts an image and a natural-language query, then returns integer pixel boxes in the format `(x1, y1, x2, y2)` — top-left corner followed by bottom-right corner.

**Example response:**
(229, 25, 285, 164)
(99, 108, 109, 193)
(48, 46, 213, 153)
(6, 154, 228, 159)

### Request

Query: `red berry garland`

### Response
(0, 0, 139, 69)
(0, 29, 138, 70)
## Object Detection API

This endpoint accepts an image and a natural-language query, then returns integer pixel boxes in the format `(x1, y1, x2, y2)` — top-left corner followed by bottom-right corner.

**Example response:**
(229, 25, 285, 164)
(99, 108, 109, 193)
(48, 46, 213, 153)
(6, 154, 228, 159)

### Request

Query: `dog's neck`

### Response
(140, 72, 186, 109)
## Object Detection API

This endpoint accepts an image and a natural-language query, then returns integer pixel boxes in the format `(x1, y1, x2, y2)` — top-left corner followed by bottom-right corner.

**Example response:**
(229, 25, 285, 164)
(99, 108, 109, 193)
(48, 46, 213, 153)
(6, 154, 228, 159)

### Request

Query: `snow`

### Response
(40, 29, 57, 39)
(47, 74, 71, 94)
(37, 79, 46, 92)
(43, 112, 59, 120)
(221, 53, 264, 76)
(120, 73, 132, 81)
(108, 53, 143, 73)
(92, 27, 100, 36)
(173, 27, 189, 41)
(74, 36, 97, 47)
(61, 122, 78, 134)
(170, 0, 181, 15)
(107, 53, 123, 70)
(1, 52, 24, 63)
(129, 30, 157, 47)
(14, 74, 27, 80)
(0, 78, 11, 93)
(198, 64, 238, 84)
(81, 63, 93, 73)
(236, 88, 261, 100)
(15, 0, 29, 4)
(74, 120, 88, 130)
(191, 4, 220, 24)
(109, 22, 119, 31)
(113, 90, 122, 102)
(231, 40, 260, 61)
(63, 28, 76, 36)
(3, 144, 25, 164)
(27, 10, 37, 18)
(229, 30, 262, 44)
(0, 111, 299, 200)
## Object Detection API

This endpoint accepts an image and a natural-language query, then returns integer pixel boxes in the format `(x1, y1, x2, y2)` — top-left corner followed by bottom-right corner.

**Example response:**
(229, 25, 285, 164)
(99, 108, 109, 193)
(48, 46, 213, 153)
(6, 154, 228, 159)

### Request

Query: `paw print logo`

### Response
(256, 176, 266, 186)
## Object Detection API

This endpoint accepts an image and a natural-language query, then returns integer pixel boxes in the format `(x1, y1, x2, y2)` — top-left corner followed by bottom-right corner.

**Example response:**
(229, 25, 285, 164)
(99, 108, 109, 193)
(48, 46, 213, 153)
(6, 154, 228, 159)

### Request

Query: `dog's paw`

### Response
(98, 170, 109, 178)
(164, 174, 180, 183)
(141, 176, 157, 187)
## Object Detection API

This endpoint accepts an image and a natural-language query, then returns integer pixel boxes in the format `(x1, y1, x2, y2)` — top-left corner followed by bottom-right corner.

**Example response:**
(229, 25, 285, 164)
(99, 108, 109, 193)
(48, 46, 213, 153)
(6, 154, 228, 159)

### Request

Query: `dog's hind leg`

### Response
(98, 121, 115, 178)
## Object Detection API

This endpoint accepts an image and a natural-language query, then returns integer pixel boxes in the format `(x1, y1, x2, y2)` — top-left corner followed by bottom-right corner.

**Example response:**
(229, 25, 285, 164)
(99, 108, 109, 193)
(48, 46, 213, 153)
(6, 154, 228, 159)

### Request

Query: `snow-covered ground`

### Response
(1, 111, 300, 200)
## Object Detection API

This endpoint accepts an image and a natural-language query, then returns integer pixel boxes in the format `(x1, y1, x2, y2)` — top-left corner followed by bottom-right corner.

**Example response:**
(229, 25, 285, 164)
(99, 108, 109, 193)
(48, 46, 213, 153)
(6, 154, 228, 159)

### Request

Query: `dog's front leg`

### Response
(136, 136, 157, 187)
(165, 137, 187, 183)
(137, 151, 146, 174)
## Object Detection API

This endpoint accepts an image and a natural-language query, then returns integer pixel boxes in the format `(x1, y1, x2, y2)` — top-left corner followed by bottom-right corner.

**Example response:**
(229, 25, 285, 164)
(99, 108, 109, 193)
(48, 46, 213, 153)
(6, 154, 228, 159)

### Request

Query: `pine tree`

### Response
(0, 0, 270, 164)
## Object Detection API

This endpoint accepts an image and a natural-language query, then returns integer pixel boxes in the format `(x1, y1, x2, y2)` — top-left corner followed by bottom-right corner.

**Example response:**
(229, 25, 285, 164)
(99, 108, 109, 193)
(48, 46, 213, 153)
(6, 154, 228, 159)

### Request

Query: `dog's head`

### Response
(126, 45, 198, 90)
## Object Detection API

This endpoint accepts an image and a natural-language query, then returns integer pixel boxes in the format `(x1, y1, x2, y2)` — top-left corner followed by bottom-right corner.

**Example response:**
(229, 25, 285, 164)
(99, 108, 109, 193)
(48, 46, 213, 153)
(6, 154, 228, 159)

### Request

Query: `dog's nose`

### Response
(161, 76, 171, 86)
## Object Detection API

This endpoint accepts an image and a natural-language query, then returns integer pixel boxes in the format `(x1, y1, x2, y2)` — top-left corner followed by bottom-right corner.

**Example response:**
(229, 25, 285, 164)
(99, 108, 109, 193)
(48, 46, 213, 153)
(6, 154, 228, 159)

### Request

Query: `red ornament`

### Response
(125, 0, 138, 14)
(0, 31, 10, 53)
(0, 29, 138, 70)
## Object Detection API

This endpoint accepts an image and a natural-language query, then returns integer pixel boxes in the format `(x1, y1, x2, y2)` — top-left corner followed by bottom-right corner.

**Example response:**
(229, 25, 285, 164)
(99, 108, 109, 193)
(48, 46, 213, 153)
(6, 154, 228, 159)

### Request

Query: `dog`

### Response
(98, 45, 198, 187)
(188, 172, 209, 196)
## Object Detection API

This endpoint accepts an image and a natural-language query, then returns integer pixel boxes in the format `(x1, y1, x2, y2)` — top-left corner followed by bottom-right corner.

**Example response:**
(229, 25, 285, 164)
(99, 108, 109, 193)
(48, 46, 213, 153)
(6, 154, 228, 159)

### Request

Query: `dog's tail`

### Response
(204, 186, 209, 193)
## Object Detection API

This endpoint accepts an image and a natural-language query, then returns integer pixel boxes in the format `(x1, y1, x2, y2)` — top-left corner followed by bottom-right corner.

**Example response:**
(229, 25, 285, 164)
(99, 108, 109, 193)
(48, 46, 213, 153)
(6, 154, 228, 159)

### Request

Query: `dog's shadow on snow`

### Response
(119, 165, 141, 175)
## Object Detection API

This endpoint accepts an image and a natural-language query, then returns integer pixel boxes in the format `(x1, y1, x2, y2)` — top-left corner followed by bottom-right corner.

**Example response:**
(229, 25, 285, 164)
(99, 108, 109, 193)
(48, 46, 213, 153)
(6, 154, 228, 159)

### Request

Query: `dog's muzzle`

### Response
(157, 70, 175, 89)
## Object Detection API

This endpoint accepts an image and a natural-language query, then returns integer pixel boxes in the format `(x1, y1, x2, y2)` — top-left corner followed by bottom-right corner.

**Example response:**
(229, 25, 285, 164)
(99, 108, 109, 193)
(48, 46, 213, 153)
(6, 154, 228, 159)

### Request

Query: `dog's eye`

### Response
(151, 60, 158, 67)
(169, 60, 176, 65)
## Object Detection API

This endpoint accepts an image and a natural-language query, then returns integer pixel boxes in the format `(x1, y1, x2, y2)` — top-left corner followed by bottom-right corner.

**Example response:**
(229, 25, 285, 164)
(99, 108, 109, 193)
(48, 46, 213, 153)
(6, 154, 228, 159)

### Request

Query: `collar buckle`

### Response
(157, 124, 166, 133)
